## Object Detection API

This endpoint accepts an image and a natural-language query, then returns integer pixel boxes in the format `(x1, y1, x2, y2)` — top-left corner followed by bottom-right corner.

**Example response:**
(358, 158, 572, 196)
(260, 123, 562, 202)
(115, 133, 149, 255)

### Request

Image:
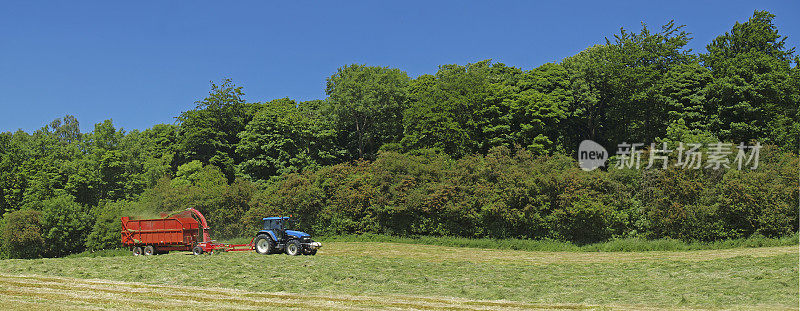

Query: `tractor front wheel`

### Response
(192, 246, 204, 255)
(285, 240, 302, 256)
(254, 235, 273, 255)
(132, 246, 143, 256)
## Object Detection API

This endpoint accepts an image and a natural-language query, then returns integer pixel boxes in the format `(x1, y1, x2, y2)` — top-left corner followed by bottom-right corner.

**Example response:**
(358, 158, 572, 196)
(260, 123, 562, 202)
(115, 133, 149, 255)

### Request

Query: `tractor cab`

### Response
(262, 216, 289, 240)
(254, 216, 321, 256)
(262, 216, 288, 230)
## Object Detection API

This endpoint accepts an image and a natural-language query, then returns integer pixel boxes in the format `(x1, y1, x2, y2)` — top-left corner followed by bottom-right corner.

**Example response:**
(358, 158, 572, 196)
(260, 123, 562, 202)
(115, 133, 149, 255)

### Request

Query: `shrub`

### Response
(210, 179, 256, 238)
(0, 209, 44, 259)
(241, 145, 798, 243)
(85, 200, 127, 251)
(244, 172, 326, 234)
(39, 194, 94, 257)
(715, 147, 798, 238)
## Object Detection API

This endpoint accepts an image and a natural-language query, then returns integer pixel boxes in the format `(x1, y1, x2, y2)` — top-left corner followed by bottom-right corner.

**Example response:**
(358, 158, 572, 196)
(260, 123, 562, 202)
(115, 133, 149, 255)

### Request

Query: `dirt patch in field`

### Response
(319, 242, 797, 264)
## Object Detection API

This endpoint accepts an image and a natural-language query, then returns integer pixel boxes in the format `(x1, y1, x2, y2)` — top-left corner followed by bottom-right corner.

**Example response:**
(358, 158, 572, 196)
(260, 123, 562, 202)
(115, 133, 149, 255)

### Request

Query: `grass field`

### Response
(0, 242, 797, 310)
(316, 233, 800, 252)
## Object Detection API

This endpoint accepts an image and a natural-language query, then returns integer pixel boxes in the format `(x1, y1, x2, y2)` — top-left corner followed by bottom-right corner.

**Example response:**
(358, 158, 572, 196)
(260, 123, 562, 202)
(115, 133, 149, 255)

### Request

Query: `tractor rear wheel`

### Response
(285, 240, 302, 256)
(143, 245, 155, 256)
(132, 246, 143, 256)
(254, 235, 273, 255)
(192, 246, 204, 255)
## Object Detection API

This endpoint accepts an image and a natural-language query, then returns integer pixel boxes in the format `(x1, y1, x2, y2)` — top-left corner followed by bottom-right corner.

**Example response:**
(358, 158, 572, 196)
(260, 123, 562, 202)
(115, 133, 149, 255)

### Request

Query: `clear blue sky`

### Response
(1, 1, 797, 133)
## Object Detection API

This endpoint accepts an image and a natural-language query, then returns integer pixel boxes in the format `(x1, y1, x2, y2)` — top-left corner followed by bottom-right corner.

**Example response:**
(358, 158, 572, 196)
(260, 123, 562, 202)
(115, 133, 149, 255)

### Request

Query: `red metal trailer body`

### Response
(121, 208, 254, 255)
(121, 216, 200, 253)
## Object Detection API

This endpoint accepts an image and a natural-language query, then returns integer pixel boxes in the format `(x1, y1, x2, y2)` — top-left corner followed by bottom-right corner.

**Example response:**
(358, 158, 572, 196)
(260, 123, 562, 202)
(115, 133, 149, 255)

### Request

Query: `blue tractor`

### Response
(253, 217, 322, 256)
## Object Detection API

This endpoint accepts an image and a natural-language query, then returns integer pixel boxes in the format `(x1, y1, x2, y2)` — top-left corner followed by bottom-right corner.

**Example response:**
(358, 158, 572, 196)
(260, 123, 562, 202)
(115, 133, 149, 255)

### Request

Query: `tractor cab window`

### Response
(263, 219, 286, 231)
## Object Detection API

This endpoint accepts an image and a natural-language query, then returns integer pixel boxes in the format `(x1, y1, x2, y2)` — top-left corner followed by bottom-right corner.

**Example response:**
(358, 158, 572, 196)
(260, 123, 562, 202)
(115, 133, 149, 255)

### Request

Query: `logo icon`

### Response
(578, 140, 608, 171)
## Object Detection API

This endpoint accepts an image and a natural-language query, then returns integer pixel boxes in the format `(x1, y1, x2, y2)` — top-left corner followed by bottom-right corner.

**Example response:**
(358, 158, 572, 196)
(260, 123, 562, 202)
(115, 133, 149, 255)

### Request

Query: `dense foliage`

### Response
(247, 146, 797, 242)
(0, 11, 797, 258)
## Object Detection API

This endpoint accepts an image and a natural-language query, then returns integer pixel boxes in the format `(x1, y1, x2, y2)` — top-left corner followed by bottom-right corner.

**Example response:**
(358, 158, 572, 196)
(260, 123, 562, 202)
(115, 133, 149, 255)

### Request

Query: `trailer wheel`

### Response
(285, 240, 302, 256)
(143, 245, 155, 256)
(192, 246, 204, 255)
(132, 246, 143, 256)
(254, 235, 273, 255)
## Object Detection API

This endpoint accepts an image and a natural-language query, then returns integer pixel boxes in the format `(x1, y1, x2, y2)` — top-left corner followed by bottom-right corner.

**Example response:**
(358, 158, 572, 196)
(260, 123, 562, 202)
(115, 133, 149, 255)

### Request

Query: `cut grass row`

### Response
(2, 242, 797, 309)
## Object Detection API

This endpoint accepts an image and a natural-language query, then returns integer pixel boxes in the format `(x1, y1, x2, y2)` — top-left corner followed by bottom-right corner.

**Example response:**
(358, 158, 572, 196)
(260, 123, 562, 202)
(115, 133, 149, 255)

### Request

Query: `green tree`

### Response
(64, 120, 134, 207)
(562, 21, 693, 150)
(237, 98, 339, 182)
(512, 63, 571, 154)
(402, 61, 497, 157)
(326, 64, 411, 159)
(656, 63, 713, 133)
(0, 131, 30, 214)
(177, 79, 260, 180)
(34, 194, 93, 257)
(702, 10, 798, 149)
(19, 117, 83, 209)
(120, 123, 178, 192)
(403, 60, 567, 156)
(401, 73, 471, 156)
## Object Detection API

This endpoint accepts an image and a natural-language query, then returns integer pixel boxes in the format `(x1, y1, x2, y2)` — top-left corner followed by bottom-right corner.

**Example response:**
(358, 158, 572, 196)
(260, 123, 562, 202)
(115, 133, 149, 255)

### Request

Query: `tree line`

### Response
(1, 11, 797, 258)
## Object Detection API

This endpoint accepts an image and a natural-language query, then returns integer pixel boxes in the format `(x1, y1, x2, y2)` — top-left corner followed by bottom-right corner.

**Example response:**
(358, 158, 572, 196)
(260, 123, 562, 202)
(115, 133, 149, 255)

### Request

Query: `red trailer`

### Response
(121, 208, 253, 256)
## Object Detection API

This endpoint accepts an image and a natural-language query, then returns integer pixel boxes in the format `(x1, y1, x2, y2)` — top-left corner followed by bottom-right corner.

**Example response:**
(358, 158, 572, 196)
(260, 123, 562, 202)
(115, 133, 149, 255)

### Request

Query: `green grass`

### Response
(317, 232, 799, 252)
(64, 248, 131, 258)
(63, 233, 800, 260)
(0, 241, 797, 310)
(216, 236, 256, 245)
